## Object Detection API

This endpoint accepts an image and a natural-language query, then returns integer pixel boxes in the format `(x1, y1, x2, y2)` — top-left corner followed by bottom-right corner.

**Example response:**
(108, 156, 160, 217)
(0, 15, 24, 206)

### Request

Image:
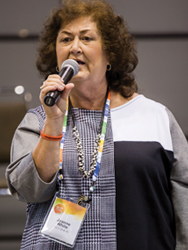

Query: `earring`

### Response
(56, 66, 60, 72)
(107, 64, 111, 71)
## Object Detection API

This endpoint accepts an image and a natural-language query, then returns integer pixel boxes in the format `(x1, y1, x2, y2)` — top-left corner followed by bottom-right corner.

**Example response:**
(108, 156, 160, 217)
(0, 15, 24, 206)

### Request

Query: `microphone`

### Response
(44, 59, 79, 106)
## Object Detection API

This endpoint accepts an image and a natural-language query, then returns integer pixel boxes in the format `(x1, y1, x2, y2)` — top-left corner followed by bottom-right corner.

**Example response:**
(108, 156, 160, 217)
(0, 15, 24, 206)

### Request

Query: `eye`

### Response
(60, 37, 71, 43)
(82, 36, 92, 42)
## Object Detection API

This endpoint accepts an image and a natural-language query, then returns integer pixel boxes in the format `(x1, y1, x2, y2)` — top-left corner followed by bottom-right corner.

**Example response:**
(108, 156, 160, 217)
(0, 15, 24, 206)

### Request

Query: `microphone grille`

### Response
(61, 59, 79, 76)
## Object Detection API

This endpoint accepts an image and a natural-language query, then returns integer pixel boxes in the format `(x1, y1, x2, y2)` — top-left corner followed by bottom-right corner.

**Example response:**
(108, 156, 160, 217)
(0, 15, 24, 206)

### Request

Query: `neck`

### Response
(110, 91, 139, 108)
(70, 86, 139, 110)
(70, 86, 108, 110)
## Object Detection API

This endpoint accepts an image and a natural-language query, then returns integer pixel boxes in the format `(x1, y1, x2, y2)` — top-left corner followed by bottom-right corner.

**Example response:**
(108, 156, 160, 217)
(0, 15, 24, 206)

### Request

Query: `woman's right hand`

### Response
(32, 74, 74, 182)
(40, 74, 74, 120)
(39, 74, 74, 135)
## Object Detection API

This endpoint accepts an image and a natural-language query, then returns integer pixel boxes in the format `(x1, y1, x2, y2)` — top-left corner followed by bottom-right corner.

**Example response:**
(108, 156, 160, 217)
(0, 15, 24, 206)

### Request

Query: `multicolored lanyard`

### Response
(58, 89, 111, 195)
(58, 99, 69, 180)
(90, 90, 111, 192)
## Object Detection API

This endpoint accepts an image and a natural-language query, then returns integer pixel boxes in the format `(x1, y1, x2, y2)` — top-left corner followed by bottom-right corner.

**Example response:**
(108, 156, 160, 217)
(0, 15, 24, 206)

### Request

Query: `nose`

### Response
(70, 37, 82, 54)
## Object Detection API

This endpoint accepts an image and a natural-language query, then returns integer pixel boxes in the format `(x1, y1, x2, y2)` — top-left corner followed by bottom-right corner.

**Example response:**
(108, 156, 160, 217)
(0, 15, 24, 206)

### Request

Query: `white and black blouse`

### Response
(6, 95, 188, 250)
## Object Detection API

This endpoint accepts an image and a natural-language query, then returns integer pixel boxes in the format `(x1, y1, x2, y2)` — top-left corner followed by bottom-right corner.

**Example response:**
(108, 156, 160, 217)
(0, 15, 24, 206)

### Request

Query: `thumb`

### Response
(60, 83, 74, 100)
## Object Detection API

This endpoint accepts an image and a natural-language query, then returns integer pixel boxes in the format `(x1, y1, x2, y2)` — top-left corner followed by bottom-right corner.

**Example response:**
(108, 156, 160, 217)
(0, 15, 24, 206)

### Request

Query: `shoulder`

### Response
(28, 105, 46, 119)
(27, 105, 46, 131)
(110, 95, 174, 150)
(14, 105, 46, 134)
(111, 94, 168, 118)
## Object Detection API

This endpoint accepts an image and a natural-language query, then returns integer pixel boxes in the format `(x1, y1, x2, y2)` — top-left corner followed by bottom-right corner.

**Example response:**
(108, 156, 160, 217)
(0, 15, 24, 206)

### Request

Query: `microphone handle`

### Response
(44, 67, 74, 107)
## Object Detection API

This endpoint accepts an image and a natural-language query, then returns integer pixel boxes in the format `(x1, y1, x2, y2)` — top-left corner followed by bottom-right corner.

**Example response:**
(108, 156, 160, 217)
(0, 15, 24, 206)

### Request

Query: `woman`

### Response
(6, 0, 188, 249)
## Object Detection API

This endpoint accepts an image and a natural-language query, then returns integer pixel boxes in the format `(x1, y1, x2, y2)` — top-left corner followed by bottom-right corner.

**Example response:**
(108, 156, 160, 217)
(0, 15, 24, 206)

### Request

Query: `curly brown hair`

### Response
(36, 0, 138, 97)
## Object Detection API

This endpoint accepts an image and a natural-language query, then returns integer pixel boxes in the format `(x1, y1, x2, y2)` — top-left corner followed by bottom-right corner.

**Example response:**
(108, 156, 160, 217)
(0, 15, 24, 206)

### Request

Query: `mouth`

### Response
(73, 59, 86, 66)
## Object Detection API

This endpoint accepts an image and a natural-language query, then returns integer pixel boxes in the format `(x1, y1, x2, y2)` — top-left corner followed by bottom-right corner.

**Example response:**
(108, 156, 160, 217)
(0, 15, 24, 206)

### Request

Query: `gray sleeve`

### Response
(5, 112, 58, 203)
(167, 108, 188, 249)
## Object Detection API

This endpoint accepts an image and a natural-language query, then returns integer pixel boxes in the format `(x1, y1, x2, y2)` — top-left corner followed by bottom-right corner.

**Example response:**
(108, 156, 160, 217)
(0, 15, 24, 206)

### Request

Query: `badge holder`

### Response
(40, 192, 90, 248)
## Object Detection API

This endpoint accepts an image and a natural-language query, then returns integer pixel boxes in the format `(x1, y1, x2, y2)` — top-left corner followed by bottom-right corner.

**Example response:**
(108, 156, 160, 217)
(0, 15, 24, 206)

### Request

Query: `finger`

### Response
(56, 83, 74, 106)
(42, 75, 64, 86)
(40, 79, 65, 94)
(46, 74, 64, 84)
(61, 83, 75, 99)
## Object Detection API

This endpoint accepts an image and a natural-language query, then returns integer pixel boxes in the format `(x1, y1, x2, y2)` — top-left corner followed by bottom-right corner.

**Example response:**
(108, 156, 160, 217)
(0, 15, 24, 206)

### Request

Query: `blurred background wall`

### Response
(0, 0, 187, 249)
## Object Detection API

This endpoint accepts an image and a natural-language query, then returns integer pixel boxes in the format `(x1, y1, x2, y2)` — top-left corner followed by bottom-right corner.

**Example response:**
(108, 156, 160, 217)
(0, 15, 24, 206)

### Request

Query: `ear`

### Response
(107, 64, 111, 71)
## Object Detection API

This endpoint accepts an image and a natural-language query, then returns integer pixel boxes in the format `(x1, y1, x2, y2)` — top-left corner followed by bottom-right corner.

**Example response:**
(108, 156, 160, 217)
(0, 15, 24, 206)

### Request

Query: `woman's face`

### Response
(56, 16, 109, 89)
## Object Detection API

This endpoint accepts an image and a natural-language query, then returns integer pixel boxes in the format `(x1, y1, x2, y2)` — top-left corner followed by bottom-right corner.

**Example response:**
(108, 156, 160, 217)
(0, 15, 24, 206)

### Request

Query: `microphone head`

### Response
(61, 59, 79, 76)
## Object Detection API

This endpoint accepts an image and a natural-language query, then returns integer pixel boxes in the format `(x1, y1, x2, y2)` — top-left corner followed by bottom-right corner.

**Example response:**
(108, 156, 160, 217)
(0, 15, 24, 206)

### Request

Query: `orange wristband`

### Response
(40, 130, 63, 141)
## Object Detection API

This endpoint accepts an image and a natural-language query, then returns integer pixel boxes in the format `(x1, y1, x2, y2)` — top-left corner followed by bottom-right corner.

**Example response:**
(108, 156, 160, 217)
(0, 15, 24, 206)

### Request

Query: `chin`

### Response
(72, 73, 88, 83)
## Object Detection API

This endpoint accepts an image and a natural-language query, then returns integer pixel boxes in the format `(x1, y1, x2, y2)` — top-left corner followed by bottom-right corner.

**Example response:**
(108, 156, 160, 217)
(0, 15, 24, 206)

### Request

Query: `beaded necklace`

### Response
(58, 88, 111, 202)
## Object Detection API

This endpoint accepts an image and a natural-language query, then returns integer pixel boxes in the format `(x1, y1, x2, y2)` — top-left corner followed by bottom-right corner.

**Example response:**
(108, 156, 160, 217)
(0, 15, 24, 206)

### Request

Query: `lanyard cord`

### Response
(58, 88, 111, 194)
(58, 98, 69, 180)
(90, 89, 111, 192)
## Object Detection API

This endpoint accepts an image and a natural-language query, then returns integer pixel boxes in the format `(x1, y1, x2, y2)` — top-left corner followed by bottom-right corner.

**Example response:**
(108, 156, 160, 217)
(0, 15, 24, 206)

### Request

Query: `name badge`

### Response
(40, 195, 89, 248)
